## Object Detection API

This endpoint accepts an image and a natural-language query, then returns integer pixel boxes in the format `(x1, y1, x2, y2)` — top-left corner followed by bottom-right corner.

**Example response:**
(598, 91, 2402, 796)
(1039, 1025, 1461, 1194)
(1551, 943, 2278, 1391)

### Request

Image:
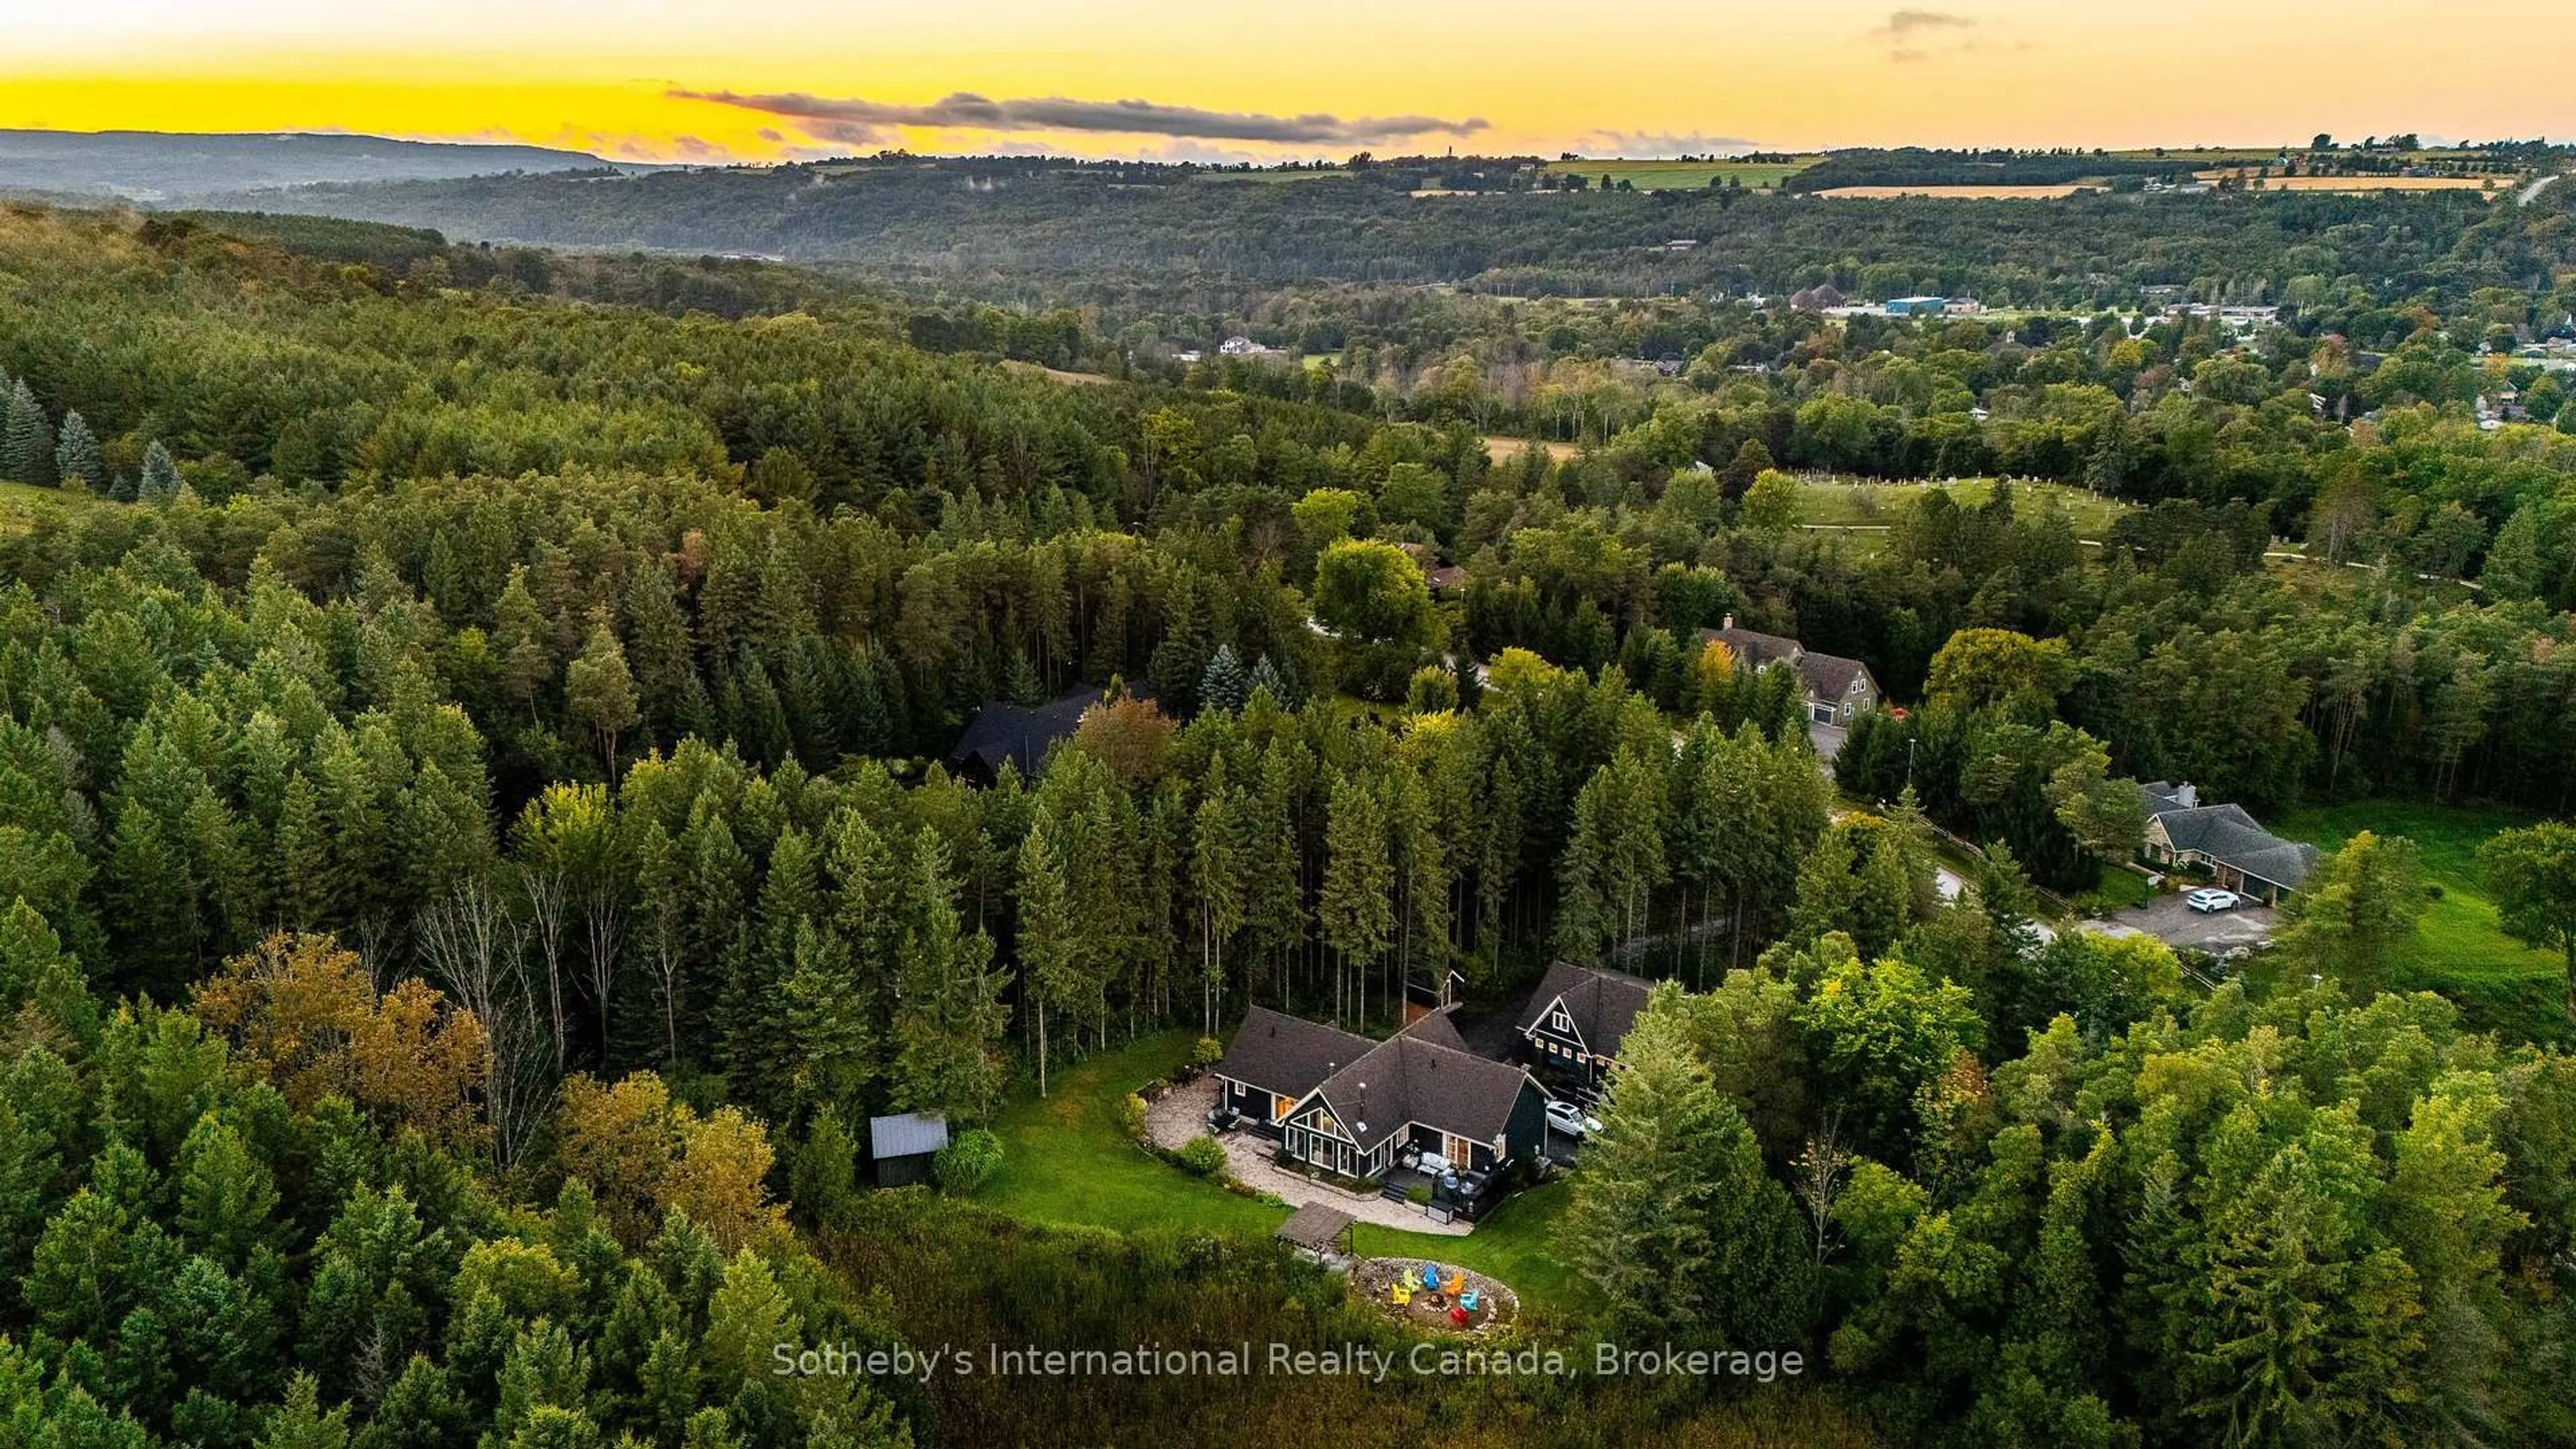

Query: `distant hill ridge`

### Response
(0, 127, 661, 201)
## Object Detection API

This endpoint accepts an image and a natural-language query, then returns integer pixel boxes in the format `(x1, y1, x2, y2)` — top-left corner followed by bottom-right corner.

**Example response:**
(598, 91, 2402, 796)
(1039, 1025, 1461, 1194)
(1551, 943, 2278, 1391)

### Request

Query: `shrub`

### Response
(1117, 1093, 1150, 1144)
(1191, 1036, 1225, 1069)
(1179, 1135, 1228, 1177)
(934, 1128, 1004, 1195)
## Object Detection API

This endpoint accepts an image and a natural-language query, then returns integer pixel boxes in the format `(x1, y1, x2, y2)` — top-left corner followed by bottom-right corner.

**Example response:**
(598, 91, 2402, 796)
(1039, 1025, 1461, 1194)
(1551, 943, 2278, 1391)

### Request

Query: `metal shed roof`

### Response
(868, 1112, 951, 1160)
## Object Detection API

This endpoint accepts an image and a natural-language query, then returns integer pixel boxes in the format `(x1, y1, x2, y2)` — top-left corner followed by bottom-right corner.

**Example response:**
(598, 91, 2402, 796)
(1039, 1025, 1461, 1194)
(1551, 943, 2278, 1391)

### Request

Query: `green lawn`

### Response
(2273, 799, 2569, 1040)
(2088, 863, 2155, 912)
(976, 1031, 1285, 1236)
(1350, 1179, 1593, 1319)
(975, 1028, 1595, 1313)
(0, 478, 96, 526)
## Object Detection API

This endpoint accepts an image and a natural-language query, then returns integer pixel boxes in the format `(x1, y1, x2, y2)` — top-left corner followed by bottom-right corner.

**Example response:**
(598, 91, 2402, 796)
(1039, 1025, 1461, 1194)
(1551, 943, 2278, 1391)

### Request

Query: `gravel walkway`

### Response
(1142, 1076, 1472, 1236)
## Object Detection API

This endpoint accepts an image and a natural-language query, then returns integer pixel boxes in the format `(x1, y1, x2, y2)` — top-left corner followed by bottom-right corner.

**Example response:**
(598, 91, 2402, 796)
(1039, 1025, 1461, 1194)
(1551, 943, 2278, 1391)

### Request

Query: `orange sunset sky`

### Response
(1, 1, 2563, 164)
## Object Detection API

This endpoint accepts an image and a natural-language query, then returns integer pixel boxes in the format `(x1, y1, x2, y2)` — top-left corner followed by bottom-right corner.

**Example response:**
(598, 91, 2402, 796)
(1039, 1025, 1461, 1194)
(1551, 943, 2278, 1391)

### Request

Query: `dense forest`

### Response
(194, 151, 2570, 315)
(1, 190, 2574, 1446)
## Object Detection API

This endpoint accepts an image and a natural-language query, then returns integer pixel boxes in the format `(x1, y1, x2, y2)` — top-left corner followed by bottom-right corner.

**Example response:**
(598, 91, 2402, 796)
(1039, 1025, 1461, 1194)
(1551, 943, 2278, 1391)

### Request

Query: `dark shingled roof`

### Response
(2151, 803, 2322, 892)
(1275, 1201, 1354, 1251)
(1515, 961, 1655, 1056)
(1311, 1035, 1540, 1154)
(1693, 627, 1873, 706)
(1397, 1008, 1472, 1054)
(1214, 1006, 1373, 1099)
(947, 687, 1105, 780)
(867, 1112, 949, 1161)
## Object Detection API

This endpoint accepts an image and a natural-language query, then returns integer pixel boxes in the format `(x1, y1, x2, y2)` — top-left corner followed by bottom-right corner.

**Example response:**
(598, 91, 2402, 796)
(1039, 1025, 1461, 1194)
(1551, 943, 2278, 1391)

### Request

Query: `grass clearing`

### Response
(1542, 158, 1815, 191)
(997, 359, 1114, 386)
(974, 1028, 1593, 1313)
(2272, 799, 2569, 1041)
(1482, 435, 1581, 464)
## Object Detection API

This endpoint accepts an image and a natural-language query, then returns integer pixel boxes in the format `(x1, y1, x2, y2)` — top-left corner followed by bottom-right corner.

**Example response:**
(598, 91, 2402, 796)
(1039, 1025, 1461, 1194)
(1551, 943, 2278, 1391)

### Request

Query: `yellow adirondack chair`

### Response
(1390, 1280, 1413, 1306)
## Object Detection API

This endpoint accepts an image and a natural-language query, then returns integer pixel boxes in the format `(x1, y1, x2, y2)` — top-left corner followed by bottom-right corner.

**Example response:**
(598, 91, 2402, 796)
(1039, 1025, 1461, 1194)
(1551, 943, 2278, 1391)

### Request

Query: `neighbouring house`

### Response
(1212, 1006, 1374, 1131)
(2136, 782, 2321, 904)
(1695, 617, 1883, 726)
(1269, 1011, 1551, 1181)
(1884, 295, 1949, 317)
(948, 686, 1119, 787)
(1515, 961, 1654, 1088)
(1393, 540, 1468, 593)
(868, 1112, 949, 1187)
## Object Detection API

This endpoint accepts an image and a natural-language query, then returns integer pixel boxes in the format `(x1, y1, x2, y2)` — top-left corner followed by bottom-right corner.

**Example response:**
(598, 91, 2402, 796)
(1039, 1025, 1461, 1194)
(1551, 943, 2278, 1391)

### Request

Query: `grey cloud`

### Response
(671, 87, 1489, 146)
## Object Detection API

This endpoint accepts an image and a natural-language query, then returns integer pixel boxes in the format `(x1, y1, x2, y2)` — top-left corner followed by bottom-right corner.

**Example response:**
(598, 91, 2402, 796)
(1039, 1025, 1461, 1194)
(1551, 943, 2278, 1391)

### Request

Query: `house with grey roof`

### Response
(947, 687, 1102, 786)
(1694, 618, 1882, 726)
(947, 684, 1153, 787)
(2137, 782, 2321, 904)
(1211, 1006, 1374, 1131)
(1265, 1011, 1550, 1182)
(1515, 961, 1655, 1088)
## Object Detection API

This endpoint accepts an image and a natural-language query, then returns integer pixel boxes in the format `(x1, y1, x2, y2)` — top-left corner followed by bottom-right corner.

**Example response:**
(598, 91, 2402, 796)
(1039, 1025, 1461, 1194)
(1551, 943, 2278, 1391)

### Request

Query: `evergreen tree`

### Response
(1, 379, 53, 486)
(1319, 773, 1393, 1026)
(1014, 812, 1078, 1095)
(887, 828, 1010, 1119)
(1563, 1005, 1813, 1340)
(1197, 643, 1249, 714)
(1246, 653, 1291, 704)
(53, 409, 101, 490)
(138, 440, 181, 502)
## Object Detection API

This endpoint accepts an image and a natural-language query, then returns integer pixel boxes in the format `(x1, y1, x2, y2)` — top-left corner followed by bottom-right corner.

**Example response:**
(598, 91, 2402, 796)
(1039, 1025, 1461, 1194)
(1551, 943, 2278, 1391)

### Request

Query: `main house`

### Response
(1694, 619, 1882, 727)
(1515, 961, 1654, 1089)
(1211, 1006, 1374, 1130)
(1214, 1007, 1550, 1180)
(2137, 782, 2321, 904)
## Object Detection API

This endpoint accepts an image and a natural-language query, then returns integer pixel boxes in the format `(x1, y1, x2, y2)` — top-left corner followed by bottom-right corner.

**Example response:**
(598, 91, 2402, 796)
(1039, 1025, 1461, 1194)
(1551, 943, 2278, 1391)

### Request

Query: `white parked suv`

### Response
(2185, 888, 2240, 914)
(1546, 1100, 1603, 1138)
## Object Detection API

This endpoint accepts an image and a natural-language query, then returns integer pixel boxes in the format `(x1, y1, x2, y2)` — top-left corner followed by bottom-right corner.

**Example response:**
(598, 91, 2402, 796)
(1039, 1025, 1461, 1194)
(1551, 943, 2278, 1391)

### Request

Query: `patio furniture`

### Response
(1444, 1271, 1465, 1295)
(1389, 1281, 1411, 1305)
(1449, 1306, 1468, 1326)
(1460, 1289, 1480, 1311)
